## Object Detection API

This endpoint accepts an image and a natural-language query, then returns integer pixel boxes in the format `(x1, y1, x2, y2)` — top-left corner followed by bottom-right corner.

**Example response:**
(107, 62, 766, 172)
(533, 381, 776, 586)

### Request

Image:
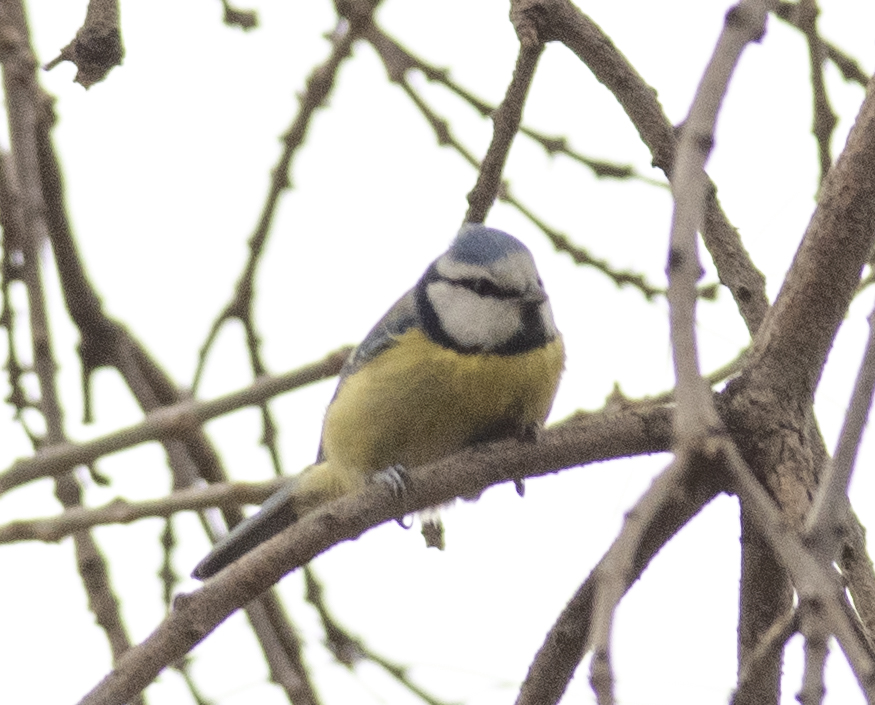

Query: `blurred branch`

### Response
(190, 13, 366, 481)
(721, 443, 875, 698)
(510, 0, 770, 335)
(797, 599, 829, 705)
(775, 2, 871, 87)
(34, 21, 330, 704)
(192, 18, 358, 391)
(366, 28, 666, 300)
(732, 609, 798, 702)
(465, 39, 543, 223)
(303, 567, 458, 705)
(0, 478, 289, 543)
(43, 0, 124, 88)
(805, 302, 875, 560)
(219, 0, 258, 30)
(74, 401, 675, 705)
(797, 0, 837, 184)
(0, 3, 140, 697)
(0, 347, 350, 494)
(664, 6, 777, 704)
(667, 0, 770, 439)
(516, 454, 720, 705)
(365, 26, 666, 188)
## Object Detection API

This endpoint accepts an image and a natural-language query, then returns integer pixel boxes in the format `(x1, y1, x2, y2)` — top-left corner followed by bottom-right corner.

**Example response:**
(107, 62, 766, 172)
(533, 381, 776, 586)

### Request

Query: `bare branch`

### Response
(303, 568, 456, 705)
(516, 455, 720, 705)
(75, 402, 673, 705)
(464, 41, 543, 223)
(667, 1, 772, 439)
(0, 478, 290, 543)
(806, 300, 875, 559)
(721, 443, 875, 697)
(741, 72, 875, 407)
(732, 608, 798, 702)
(0, 2, 139, 691)
(797, 599, 829, 705)
(365, 29, 666, 299)
(192, 17, 361, 391)
(365, 26, 666, 187)
(510, 0, 770, 335)
(0, 347, 350, 494)
(775, 1, 870, 87)
(797, 0, 838, 184)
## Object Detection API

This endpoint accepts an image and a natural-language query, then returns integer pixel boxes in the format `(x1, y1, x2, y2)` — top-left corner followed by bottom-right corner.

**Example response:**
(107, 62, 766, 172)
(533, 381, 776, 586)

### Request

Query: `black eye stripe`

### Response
(455, 278, 516, 299)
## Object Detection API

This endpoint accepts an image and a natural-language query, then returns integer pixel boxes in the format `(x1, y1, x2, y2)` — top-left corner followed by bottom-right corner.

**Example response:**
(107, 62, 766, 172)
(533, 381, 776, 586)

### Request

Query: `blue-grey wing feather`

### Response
(315, 288, 419, 462)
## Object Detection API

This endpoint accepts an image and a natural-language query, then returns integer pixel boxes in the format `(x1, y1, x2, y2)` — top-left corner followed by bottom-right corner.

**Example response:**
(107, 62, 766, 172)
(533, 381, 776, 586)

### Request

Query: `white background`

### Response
(1, 1, 874, 703)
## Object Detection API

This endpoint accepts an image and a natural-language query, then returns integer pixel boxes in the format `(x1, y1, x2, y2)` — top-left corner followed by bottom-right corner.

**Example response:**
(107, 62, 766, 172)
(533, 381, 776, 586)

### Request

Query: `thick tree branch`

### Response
(75, 402, 674, 705)
(739, 74, 875, 405)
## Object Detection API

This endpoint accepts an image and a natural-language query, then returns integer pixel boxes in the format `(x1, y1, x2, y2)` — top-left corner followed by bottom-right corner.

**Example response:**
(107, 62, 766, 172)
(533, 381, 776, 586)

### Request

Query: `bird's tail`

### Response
(191, 479, 299, 580)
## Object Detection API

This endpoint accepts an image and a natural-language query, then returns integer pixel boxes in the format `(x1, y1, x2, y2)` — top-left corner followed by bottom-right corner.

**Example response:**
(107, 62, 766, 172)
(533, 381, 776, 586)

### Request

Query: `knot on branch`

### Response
(44, 0, 124, 88)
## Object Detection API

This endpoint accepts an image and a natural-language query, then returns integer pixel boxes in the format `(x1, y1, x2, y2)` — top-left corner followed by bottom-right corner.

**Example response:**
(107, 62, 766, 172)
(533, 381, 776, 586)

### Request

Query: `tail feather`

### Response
(192, 480, 298, 580)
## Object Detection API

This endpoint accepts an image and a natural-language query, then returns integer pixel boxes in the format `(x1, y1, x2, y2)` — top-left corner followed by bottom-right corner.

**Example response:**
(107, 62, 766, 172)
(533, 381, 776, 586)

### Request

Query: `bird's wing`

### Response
(316, 288, 418, 462)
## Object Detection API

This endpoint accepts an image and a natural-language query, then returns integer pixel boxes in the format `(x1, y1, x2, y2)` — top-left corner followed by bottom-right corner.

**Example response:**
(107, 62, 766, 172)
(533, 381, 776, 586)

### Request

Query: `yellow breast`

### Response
(320, 328, 565, 484)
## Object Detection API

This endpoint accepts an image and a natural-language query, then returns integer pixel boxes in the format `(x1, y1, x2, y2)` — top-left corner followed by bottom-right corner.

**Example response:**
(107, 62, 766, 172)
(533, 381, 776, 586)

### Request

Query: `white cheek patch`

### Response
(427, 281, 521, 350)
(539, 301, 558, 339)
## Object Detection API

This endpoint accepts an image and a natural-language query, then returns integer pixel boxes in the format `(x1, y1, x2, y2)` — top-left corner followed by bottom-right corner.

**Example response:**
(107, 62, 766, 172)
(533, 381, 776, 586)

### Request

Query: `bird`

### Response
(192, 223, 564, 579)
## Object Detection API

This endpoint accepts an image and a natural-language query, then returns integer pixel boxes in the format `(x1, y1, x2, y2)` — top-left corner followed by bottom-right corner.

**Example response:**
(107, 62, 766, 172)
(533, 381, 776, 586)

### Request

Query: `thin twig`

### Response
(516, 456, 720, 705)
(775, 1, 871, 86)
(465, 40, 544, 223)
(374, 49, 666, 299)
(0, 478, 289, 544)
(0, 4, 141, 697)
(797, 0, 837, 184)
(805, 300, 875, 560)
(0, 347, 349, 494)
(365, 26, 667, 188)
(510, 0, 770, 334)
(191, 18, 359, 392)
(303, 568, 458, 705)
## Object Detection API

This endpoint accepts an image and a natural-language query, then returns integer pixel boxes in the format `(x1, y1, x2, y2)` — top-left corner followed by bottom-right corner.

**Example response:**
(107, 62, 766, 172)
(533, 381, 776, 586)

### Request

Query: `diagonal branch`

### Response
(516, 455, 721, 705)
(0, 4, 140, 696)
(464, 38, 544, 223)
(0, 347, 349, 494)
(796, 0, 838, 184)
(365, 29, 666, 299)
(510, 0, 770, 335)
(74, 401, 674, 705)
(0, 478, 288, 544)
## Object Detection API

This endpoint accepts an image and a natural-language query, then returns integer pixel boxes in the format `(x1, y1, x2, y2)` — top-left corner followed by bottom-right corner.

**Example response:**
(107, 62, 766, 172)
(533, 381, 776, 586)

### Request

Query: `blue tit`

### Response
(192, 224, 564, 579)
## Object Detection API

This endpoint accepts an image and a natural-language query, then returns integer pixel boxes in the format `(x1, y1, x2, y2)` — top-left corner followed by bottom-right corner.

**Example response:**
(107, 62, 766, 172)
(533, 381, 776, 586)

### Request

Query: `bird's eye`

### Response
(459, 278, 511, 298)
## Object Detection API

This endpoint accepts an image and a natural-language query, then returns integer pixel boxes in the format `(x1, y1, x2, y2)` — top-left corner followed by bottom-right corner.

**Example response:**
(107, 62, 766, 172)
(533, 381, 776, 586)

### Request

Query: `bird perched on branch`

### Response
(193, 223, 564, 579)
